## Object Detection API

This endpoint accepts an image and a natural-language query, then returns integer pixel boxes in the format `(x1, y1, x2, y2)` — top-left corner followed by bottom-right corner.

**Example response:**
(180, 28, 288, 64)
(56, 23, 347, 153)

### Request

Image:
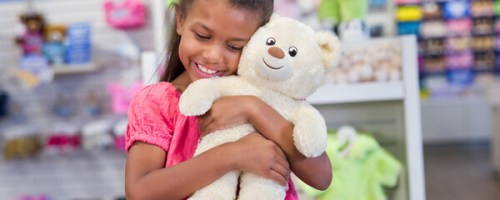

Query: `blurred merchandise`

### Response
(64, 23, 91, 65)
(297, 128, 401, 200)
(42, 25, 67, 66)
(17, 55, 54, 88)
(396, 0, 500, 97)
(113, 118, 128, 151)
(0, 89, 8, 118)
(44, 122, 81, 154)
(14, 12, 46, 56)
(84, 90, 103, 117)
(81, 119, 114, 151)
(318, 0, 370, 41)
(52, 92, 73, 118)
(104, 0, 147, 29)
(2, 125, 41, 160)
(326, 39, 402, 85)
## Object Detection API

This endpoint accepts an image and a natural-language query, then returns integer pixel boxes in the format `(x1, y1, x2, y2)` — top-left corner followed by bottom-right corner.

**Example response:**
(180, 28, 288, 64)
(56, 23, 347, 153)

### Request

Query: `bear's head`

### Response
(238, 14, 341, 99)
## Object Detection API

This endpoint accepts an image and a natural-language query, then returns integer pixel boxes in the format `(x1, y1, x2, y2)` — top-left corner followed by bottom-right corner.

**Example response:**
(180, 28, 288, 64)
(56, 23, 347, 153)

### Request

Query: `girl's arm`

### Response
(125, 134, 290, 200)
(199, 96, 332, 190)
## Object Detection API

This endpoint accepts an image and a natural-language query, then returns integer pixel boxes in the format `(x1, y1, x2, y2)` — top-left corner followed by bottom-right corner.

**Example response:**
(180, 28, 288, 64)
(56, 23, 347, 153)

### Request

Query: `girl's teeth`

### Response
(197, 64, 217, 74)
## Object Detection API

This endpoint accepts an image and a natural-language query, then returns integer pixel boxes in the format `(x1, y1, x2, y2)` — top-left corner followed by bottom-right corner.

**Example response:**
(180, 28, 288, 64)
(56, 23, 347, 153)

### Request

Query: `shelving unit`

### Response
(308, 35, 425, 200)
(395, 0, 500, 91)
(52, 63, 98, 75)
(0, 150, 126, 200)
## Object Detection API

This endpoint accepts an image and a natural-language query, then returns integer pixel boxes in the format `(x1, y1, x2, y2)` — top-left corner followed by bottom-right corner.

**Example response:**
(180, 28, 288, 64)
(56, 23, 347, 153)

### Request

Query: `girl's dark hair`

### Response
(160, 0, 274, 82)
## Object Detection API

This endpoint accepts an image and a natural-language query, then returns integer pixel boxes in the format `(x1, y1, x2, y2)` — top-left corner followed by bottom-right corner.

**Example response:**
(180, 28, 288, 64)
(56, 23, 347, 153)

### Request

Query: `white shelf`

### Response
(53, 63, 97, 75)
(307, 81, 404, 105)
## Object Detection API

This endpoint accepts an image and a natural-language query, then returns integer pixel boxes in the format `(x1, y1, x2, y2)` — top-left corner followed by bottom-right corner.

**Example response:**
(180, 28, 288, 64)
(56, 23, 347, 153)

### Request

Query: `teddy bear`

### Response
(42, 25, 67, 65)
(15, 12, 46, 56)
(179, 14, 341, 200)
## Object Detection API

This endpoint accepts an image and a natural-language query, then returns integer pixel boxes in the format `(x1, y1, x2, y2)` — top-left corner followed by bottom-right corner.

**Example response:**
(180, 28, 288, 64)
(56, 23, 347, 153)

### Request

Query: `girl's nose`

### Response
(204, 44, 223, 63)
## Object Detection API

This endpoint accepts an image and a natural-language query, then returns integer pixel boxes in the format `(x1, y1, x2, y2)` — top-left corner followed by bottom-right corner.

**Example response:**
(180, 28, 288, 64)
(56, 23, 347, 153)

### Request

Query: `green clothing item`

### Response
(318, 0, 368, 24)
(298, 131, 401, 200)
(496, 0, 500, 16)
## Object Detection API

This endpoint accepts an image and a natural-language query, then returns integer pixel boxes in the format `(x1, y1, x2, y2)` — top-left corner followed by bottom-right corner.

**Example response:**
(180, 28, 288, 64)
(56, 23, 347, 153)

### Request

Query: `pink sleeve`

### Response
(125, 83, 176, 152)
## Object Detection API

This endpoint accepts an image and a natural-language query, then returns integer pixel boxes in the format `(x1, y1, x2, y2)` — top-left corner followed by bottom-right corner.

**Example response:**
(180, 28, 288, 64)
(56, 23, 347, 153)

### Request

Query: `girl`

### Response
(125, 0, 332, 199)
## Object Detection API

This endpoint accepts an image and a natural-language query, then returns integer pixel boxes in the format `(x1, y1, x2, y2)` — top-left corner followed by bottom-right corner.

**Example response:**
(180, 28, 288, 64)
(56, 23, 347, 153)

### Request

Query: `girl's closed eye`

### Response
(227, 44, 243, 51)
(195, 32, 210, 40)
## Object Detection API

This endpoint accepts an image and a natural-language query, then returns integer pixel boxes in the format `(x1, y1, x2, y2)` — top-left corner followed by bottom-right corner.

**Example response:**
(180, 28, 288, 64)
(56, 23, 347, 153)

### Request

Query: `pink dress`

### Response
(126, 82, 298, 200)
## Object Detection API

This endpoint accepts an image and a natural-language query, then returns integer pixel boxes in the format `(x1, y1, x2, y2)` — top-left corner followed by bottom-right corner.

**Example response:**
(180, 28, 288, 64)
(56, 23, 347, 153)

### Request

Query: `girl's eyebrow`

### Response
(196, 23, 249, 42)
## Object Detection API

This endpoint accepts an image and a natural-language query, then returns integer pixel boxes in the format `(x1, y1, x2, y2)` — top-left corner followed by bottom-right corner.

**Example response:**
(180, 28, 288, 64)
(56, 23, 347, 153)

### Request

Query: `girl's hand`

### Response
(198, 95, 257, 136)
(229, 132, 290, 186)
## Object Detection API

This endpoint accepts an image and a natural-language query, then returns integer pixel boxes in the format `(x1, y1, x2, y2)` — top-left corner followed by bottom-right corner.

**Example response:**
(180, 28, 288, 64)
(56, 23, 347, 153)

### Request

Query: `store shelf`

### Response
(53, 63, 97, 75)
(307, 81, 405, 105)
(0, 150, 126, 199)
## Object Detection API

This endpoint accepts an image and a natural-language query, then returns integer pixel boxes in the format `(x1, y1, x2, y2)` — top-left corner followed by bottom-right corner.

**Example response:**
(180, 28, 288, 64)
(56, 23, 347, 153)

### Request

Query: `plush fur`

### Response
(179, 14, 341, 200)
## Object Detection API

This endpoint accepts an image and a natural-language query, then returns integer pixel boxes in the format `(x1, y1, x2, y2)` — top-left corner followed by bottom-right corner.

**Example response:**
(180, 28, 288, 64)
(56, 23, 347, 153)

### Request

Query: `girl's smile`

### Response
(192, 61, 225, 78)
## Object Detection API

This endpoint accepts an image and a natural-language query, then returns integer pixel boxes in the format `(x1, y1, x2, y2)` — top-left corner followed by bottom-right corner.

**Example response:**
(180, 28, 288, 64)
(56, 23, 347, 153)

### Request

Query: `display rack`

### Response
(308, 35, 425, 200)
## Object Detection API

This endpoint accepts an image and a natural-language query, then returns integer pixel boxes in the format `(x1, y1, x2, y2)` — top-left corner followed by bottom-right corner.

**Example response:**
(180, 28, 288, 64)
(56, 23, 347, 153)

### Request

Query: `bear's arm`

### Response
(178, 76, 257, 116)
(290, 103, 328, 157)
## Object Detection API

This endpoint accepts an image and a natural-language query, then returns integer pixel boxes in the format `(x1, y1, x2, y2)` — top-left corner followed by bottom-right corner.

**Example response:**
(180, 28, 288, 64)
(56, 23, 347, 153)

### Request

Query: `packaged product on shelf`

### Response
(471, 0, 495, 17)
(104, 0, 147, 29)
(446, 68, 475, 88)
(64, 23, 91, 65)
(18, 55, 54, 88)
(396, 6, 422, 22)
(446, 18, 472, 37)
(0, 89, 8, 118)
(445, 51, 473, 69)
(443, 0, 470, 20)
(81, 119, 114, 151)
(2, 125, 41, 160)
(14, 12, 46, 56)
(328, 38, 402, 85)
(113, 118, 128, 151)
(45, 122, 81, 154)
(421, 2, 442, 20)
(42, 25, 67, 66)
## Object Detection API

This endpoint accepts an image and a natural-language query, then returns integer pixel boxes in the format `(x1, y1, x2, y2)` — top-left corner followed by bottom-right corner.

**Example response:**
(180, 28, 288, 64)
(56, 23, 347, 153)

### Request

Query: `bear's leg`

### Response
(237, 173, 287, 200)
(188, 170, 240, 200)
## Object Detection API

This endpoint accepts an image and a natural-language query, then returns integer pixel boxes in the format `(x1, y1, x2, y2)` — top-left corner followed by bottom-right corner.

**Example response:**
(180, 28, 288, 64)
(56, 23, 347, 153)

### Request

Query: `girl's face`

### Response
(176, 0, 261, 83)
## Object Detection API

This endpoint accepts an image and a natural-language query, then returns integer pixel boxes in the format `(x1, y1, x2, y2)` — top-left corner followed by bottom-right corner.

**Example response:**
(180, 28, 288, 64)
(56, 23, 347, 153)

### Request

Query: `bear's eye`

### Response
(266, 37, 276, 46)
(288, 47, 298, 57)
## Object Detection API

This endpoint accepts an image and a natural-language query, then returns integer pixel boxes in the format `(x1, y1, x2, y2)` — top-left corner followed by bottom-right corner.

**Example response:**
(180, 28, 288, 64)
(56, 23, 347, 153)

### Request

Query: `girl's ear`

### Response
(175, 6, 184, 35)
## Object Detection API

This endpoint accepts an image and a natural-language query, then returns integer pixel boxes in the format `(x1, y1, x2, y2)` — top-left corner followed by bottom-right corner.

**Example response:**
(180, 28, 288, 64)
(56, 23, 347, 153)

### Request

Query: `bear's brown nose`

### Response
(268, 47, 285, 59)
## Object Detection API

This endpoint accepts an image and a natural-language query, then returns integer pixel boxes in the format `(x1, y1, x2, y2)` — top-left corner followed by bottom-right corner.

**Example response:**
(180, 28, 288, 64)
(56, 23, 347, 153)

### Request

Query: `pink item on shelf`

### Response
(46, 134, 81, 150)
(497, 37, 500, 51)
(446, 52, 473, 69)
(395, 0, 421, 5)
(104, 0, 146, 29)
(447, 18, 472, 36)
(108, 80, 143, 114)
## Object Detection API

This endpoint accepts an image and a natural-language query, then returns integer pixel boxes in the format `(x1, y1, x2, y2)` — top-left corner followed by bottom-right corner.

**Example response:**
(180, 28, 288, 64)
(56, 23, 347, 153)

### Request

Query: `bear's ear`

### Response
(315, 31, 341, 71)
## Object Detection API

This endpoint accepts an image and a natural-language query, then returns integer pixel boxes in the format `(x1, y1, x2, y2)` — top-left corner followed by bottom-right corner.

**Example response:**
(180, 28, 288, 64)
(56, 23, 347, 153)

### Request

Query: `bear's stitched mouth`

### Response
(262, 58, 283, 70)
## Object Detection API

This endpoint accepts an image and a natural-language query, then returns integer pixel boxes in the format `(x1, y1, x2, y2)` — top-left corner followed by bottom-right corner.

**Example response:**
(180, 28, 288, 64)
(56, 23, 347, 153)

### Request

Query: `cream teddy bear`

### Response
(179, 14, 341, 200)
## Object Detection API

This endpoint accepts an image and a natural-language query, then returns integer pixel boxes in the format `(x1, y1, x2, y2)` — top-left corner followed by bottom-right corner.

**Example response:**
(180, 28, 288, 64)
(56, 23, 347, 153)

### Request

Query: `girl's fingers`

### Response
(274, 146, 290, 171)
(271, 162, 290, 183)
(268, 170, 288, 186)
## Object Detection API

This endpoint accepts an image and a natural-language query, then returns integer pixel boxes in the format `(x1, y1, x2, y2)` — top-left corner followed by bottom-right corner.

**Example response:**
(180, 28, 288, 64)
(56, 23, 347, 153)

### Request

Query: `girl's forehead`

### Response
(186, 0, 261, 38)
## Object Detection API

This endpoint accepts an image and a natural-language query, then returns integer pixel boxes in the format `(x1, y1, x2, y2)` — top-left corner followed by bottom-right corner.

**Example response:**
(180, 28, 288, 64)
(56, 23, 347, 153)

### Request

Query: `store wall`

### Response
(0, 0, 155, 124)
(0, 0, 155, 199)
